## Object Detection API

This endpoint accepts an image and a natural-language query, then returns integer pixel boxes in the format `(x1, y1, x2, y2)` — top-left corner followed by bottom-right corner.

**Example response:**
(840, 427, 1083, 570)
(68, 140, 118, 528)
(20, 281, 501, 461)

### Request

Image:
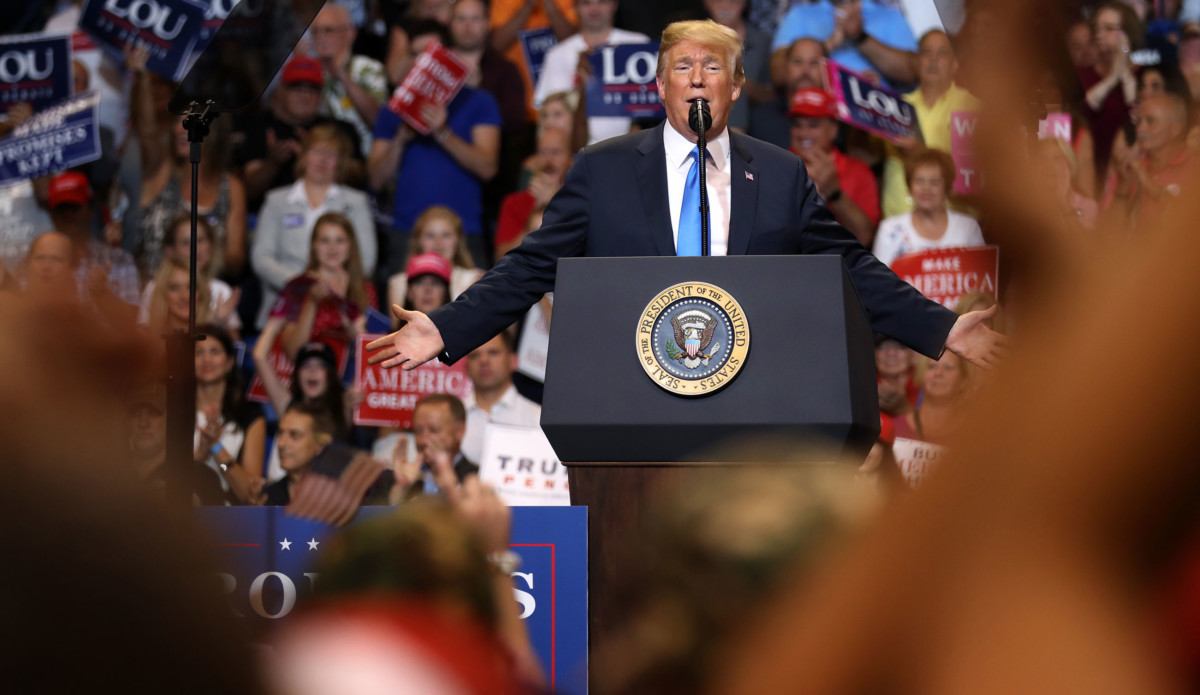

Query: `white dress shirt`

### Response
(462, 384, 543, 464)
(664, 123, 731, 256)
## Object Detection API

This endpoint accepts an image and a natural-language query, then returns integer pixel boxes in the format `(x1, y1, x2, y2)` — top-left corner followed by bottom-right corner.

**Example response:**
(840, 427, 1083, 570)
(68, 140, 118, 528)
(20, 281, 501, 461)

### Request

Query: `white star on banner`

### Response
(307, 538, 320, 551)
(279, 538, 292, 550)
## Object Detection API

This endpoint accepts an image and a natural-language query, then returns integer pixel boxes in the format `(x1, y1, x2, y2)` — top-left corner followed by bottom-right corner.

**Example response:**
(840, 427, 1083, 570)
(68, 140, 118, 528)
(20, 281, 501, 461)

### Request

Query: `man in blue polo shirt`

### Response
(368, 20, 502, 273)
(770, 0, 919, 88)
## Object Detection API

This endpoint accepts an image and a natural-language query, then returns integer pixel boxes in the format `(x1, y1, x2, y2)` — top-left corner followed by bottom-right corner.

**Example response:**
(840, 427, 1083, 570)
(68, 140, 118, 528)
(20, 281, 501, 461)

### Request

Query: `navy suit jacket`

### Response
(430, 122, 958, 363)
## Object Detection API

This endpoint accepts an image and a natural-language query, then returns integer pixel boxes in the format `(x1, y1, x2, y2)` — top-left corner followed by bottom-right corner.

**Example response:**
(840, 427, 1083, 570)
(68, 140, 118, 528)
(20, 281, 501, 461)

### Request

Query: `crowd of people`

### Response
(1, 0, 1195, 500)
(7, 0, 1200, 693)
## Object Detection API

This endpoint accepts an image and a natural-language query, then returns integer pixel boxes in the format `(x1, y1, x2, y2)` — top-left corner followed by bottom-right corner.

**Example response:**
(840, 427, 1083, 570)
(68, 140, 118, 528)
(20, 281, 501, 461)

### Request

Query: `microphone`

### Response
(688, 98, 711, 137)
(687, 98, 712, 256)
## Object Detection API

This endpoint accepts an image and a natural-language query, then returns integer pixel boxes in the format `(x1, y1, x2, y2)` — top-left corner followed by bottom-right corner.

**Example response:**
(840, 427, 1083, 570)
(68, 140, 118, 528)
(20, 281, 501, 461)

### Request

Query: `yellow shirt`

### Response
(881, 83, 981, 218)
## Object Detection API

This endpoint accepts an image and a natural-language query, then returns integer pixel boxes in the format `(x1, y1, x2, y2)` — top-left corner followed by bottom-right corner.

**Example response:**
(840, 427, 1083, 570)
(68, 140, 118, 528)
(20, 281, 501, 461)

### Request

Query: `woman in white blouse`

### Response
(251, 124, 376, 328)
(872, 149, 985, 268)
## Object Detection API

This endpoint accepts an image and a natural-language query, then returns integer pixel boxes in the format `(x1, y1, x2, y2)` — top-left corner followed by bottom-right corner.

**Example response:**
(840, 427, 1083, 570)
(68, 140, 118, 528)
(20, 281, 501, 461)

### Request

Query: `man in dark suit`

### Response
(367, 19, 1003, 370)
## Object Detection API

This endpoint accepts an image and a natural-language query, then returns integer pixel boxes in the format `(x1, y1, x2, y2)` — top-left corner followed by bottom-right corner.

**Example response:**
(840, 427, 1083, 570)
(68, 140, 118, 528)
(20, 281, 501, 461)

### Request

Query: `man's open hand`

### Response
(365, 304, 445, 369)
(945, 305, 1007, 369)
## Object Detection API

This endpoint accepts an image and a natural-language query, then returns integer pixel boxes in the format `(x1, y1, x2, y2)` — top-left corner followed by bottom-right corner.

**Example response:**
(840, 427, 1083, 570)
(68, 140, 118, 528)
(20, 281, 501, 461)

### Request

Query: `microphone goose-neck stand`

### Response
(689, 98, 712, 256)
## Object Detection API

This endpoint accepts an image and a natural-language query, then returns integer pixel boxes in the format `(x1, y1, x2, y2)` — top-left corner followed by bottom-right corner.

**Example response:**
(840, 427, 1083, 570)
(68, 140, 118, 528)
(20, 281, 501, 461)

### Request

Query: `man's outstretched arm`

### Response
(367, 147, 595, 368)
(365, 306, 445, 370)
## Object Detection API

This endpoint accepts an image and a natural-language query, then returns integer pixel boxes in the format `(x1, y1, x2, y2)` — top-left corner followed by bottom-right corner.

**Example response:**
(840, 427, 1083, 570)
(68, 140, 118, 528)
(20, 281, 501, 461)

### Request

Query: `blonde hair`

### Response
(307, 212, 369, 310)
(164, 212, 220, 279)
(407, 205, 476, 270)
(148, 256, 211, 332)
(538, 91, 577, 139)
(295, 123, 352, 181)
(656, 20, 745, 86)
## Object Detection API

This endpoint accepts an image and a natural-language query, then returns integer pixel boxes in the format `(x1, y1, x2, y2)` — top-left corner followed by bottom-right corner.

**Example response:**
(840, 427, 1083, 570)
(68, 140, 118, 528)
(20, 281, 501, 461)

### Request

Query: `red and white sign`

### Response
(478, 423, 569, 506)
(386, 40, 471, 135)
(352, 334, 472, 428)
(949, 110, 981, 195)
(893, 436, 946, 488)
(890, 246, 999, 309)
(246, 340, 348, 404)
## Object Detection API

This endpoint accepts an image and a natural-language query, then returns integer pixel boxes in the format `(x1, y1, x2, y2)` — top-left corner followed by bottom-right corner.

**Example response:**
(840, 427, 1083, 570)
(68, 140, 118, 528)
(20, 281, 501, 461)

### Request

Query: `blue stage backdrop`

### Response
(195, 505, 588, 694)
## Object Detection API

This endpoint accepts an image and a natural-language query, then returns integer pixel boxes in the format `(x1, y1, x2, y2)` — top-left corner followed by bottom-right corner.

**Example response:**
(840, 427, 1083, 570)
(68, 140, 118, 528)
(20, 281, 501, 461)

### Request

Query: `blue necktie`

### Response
(677, 146, 702, 256)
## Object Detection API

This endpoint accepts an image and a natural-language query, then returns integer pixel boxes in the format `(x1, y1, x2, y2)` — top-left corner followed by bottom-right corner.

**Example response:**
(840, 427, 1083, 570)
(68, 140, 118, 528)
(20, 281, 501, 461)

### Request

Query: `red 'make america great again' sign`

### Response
(352, 334, 472, 428)
(890, 246, 999, 309)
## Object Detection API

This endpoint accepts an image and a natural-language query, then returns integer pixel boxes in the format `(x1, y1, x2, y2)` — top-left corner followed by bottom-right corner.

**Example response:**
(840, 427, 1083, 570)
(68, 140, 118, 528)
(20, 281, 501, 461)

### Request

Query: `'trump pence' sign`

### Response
(478, 423, 569, 506)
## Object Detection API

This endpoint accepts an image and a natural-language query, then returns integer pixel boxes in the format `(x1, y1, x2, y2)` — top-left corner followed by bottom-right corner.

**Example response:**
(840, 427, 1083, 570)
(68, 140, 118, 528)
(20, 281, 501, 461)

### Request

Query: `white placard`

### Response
(516, 295, 552, 382)
(478, 423, 569, 506)
(892, 436, 947, 488)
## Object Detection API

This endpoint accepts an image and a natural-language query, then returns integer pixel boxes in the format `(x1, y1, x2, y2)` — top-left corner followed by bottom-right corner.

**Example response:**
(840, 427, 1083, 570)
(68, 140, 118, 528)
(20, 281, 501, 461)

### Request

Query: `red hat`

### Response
(405, 252, 452, 284)
(878, 413, 896, 446)
(282, 56, 324, 87)
(789, 87, 837, 118)
(47, 171, 92, 208)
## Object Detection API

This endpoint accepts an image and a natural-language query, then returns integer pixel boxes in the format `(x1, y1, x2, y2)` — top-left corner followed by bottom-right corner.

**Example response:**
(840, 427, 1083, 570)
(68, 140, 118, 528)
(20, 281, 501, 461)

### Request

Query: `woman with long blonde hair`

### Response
(144, 255, 212, 335)
(138, 213, 241, 336)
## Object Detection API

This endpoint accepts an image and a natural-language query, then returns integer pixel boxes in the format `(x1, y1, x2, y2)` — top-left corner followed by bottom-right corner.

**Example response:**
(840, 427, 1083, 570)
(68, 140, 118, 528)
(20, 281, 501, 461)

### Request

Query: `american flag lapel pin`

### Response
(745, 171, 754, 181)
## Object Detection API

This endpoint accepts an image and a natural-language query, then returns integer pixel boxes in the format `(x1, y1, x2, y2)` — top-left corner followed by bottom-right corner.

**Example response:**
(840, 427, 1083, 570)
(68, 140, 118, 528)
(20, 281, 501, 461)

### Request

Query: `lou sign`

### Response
(586, 42, 663, 119)
(825, 59, 920, 143)
(0, 34, 73, 113)
(78, 0, 208, 81)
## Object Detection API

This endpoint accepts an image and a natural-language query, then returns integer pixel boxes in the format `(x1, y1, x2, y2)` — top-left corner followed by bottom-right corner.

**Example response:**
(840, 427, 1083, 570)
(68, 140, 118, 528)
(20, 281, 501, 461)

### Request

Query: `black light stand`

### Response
(165, 100, 218, 506)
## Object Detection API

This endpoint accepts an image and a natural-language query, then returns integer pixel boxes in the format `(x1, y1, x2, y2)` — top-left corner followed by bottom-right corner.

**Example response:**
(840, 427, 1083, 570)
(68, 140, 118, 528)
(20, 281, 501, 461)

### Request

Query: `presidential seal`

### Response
(636, 282, 750, 396)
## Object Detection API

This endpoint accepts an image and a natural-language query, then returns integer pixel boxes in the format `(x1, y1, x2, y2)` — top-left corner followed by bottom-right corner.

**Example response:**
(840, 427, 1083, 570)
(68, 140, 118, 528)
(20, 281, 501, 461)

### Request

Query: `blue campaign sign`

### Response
(78, 0, 209, 81)
(519, 27, 558, 90)
(586, 42, 664, 119)
(0, 91, 101, 187)
(0, 34, 73, 114)
(195, 505, 588, 694)
(825, 60, 920, 143)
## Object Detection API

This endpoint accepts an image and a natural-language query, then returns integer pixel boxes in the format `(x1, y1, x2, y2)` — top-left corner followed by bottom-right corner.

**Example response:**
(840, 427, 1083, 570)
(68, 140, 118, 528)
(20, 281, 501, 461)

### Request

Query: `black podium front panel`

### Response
(541, 256, 878, 463)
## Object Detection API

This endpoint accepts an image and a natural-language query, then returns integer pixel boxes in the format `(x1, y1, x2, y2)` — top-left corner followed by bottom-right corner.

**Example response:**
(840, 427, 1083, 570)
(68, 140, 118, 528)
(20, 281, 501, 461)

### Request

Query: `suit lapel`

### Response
(635, 123, 678, 256)
(728, 133, 758, 256)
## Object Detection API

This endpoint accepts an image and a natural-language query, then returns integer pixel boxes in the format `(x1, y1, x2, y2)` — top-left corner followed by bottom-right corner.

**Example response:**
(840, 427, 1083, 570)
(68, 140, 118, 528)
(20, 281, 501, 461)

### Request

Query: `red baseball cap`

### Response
(47, 171, 92, 209)
(789, 87, 837, 119)
(282, 56, 324, 87)
(406, 252, 452, 284)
